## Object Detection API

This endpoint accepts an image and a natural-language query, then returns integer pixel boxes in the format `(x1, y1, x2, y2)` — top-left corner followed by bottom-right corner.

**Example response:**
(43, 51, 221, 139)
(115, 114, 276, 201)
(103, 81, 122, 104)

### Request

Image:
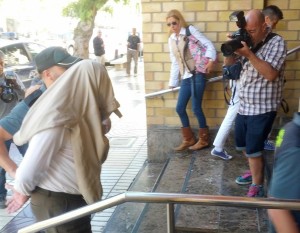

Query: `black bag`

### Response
(222, 61, 242, 80)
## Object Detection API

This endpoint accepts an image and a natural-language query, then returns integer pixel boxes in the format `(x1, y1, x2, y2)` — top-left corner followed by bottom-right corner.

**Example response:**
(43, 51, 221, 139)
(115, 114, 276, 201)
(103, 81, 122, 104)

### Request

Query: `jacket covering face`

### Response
(14, 59, 121, 204)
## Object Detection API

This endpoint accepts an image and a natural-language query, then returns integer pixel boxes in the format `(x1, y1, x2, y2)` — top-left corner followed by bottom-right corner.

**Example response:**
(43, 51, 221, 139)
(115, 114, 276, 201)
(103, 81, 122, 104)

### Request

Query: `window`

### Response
(26, 42, 46, 60)
(1, 44, 30, 66)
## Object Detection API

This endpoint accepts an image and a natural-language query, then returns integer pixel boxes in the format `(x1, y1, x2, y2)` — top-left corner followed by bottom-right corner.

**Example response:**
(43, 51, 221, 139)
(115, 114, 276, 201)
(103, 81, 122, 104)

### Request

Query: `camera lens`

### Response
(1, 88, 15, 103)
(221, 39, 243, 57)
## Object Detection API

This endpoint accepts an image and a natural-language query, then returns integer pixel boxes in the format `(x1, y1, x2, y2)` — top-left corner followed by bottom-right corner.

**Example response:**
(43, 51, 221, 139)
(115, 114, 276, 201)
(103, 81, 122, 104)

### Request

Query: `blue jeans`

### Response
(0, 140, 27, 198)
(176, 73, 207, 128)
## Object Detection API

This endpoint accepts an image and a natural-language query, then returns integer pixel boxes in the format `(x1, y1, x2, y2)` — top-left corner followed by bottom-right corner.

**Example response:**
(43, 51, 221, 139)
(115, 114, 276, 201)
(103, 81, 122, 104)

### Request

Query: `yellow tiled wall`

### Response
(142, 0, 300, 129)
(142, 0, 300, 161)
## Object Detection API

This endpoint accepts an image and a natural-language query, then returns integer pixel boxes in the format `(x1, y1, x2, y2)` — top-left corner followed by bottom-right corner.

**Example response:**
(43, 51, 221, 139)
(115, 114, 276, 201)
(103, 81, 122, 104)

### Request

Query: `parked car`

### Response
(0, 39, 46, 87)
(1, 32, 18, 40)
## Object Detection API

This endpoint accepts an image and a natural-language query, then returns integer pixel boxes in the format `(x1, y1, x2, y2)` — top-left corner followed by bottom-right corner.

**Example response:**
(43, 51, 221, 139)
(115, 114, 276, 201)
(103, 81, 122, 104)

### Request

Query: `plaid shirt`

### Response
(238, 34, 286, 115)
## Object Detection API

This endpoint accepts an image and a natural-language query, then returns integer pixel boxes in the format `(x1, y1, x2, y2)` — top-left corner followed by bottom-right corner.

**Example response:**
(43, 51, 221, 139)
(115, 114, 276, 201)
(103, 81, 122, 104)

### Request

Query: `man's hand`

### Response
(102, 118, 111, 134)
(235, 41, 252, 58)
(5, 184, 29, 213)
(25, 85, 41, 97)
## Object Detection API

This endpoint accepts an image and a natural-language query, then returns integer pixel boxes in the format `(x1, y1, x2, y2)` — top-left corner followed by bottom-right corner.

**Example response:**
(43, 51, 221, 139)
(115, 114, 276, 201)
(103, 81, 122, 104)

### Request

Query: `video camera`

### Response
(221, 11, 252, 57)
(0, 71, 19, 103)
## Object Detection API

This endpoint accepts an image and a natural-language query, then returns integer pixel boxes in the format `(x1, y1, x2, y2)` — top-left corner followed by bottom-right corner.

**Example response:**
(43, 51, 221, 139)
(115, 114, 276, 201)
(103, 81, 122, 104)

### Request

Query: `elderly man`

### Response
(0, 46, 81, 181)
(4, 47, 121, 233)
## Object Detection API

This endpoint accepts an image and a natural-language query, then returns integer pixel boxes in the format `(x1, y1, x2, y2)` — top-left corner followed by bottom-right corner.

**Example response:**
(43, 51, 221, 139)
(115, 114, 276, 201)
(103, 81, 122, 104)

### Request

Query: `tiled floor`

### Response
(0, 143, 25, 230)
(0, 60, 147, 233)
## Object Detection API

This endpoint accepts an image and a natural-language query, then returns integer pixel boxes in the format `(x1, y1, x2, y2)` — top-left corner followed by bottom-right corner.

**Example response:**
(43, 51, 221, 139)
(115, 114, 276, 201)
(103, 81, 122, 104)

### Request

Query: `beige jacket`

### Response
(14, 60, 121, 204)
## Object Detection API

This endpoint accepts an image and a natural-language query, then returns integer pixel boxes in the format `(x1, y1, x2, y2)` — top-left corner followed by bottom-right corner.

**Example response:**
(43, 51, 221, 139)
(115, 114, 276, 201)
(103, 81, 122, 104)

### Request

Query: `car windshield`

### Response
(2, 44, 30, 66)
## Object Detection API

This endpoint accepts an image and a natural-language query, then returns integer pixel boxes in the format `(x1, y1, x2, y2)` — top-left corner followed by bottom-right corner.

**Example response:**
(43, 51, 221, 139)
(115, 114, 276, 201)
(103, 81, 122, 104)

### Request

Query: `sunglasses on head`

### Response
(167, 21, 177, 27)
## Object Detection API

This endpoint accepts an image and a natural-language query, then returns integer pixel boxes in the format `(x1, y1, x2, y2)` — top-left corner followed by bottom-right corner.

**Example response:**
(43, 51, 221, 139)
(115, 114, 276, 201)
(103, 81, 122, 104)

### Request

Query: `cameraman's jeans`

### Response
(213, 80, 240, 150)
(0, 140, 27, 199)
(176, 73, 207, 128)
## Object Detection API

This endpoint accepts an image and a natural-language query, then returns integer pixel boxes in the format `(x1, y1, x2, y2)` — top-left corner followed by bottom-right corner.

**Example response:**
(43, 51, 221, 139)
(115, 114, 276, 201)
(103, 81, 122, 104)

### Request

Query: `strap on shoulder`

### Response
(185, 25, 192, 37)
(23, 89, 43, 107)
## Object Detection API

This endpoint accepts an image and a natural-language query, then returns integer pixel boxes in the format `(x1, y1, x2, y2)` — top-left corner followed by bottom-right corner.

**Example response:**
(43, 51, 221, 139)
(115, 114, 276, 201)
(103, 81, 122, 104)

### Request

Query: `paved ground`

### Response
(0, 60, 147, 233)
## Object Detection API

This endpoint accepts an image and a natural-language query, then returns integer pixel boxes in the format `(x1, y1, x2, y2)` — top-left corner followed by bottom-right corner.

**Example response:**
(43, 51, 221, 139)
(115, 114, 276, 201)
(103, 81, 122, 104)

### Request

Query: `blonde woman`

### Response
(167, 9, 216, 151)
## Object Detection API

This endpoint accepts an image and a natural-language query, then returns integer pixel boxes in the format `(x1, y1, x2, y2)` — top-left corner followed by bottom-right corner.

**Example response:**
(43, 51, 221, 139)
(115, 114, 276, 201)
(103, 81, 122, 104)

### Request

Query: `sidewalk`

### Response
(0, 60, 148, 233)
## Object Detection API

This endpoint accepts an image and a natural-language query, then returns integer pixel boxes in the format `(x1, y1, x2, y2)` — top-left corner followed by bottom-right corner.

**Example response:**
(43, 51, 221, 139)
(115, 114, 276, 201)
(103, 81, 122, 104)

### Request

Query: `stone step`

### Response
(103, 131, 273, 233)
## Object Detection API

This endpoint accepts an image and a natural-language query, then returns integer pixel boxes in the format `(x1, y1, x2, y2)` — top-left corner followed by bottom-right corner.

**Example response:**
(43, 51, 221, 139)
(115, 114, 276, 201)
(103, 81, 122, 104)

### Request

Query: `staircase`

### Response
(103, 130, 274, 233)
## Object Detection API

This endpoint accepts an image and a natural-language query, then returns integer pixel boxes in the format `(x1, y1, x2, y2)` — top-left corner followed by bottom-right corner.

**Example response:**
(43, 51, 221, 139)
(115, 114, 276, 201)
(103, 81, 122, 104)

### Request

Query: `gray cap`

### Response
(35, 46, 81, 73)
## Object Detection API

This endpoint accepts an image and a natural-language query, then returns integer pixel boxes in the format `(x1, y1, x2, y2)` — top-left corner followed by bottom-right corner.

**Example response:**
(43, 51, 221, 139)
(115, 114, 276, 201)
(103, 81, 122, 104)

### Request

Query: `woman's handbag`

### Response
(183, 25, 209, 74)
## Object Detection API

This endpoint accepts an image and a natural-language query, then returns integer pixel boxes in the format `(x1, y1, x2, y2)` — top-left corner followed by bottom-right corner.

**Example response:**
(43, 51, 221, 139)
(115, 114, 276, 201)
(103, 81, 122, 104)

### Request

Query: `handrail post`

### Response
(167, 203, 175, 233)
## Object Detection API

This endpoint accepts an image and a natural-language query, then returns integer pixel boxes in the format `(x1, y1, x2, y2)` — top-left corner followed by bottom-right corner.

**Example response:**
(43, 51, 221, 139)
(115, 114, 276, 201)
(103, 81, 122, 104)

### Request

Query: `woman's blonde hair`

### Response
(166, 9, 188, 35)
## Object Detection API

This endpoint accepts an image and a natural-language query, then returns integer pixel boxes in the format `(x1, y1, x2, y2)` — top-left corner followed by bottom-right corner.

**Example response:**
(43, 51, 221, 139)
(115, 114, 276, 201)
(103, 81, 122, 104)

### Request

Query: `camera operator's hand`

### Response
(235, 41, 252, 58)
(226, 33, 233, 40)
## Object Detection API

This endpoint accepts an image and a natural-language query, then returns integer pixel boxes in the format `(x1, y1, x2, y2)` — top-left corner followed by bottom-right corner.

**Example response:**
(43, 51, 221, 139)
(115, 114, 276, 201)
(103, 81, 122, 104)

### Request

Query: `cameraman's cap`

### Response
(35, 46, 81, 73)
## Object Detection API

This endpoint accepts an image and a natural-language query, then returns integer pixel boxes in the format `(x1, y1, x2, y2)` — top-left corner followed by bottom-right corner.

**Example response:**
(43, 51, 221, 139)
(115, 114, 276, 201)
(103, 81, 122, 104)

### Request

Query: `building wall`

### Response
(141, 0, 300, 161)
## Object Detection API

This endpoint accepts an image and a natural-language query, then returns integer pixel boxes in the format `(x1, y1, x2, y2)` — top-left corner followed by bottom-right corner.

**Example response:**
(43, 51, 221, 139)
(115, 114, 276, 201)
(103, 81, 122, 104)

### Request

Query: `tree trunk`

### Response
(73, 19, 95, 59)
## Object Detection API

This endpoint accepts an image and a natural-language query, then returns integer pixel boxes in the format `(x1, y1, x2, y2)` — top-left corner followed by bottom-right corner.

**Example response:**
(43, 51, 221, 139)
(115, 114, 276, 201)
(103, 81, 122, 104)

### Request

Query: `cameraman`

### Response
(0, 50, 26, 208)
(232, 9, 286, 197)
(211, 6, 284, 160)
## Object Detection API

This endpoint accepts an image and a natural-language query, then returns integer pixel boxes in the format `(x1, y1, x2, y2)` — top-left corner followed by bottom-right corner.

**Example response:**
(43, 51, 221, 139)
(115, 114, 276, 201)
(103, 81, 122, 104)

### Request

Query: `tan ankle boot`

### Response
(174, 127, 196, 151)
(189, 127, 210, 150)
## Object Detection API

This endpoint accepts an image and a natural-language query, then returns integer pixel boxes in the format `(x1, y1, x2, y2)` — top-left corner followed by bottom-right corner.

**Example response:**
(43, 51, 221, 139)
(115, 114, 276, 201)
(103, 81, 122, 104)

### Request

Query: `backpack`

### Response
(183, 25, 209, 74)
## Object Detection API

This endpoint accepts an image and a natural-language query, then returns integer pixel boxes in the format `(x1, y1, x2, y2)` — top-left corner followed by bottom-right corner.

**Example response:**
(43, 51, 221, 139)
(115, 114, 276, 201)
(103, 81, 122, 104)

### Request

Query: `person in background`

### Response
(261, 5, 284, 151)
(233, 9, 286, 197)
(268, 100, 300, 233)
(93, 29, 106, 65)
(210, 54, 238, 160)
(126, 28, 141, 77)
(210, 5, 284, 161)
(263, 5, 283, 30)
(166, 9, 216, 152)
(0, 50, 26, 209)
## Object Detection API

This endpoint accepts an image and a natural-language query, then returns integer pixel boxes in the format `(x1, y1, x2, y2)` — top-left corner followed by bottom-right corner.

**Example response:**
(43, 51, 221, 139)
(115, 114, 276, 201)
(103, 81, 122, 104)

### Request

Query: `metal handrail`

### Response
(145, 45, 300, 98)
(145, 75, 222, 98)
(287, 45, 300, 55)
(18, 191, 300, 233)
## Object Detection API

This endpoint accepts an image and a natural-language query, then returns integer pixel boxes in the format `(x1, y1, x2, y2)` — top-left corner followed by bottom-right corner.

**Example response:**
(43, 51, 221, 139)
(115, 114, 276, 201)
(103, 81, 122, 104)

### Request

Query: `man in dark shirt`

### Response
(93, 30, 105, 65)
(126, 28, 141, 76)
